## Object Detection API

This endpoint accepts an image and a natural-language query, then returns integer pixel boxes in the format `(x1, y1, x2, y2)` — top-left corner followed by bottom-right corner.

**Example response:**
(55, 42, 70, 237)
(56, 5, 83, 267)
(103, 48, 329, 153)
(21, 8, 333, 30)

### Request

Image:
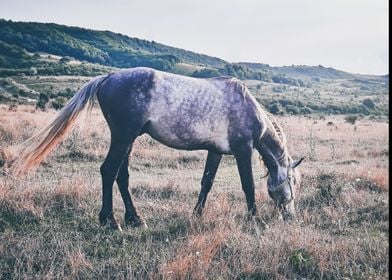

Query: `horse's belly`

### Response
(145, 119, 231, 153)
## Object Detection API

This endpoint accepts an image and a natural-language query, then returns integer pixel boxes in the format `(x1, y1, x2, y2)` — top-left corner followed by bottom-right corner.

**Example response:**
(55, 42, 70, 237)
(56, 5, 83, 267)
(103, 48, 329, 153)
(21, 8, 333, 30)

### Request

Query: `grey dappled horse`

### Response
(13, 67, 303, 230)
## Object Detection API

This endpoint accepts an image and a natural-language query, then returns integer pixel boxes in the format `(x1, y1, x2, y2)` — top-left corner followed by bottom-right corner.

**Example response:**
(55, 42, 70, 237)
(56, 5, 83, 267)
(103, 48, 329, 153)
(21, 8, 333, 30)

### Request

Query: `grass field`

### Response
(0, 105, 389, 279)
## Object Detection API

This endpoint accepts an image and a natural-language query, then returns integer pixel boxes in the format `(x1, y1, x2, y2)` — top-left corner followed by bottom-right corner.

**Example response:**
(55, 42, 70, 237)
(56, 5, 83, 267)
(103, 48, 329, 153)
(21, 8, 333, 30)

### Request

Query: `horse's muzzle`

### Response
(268, 178, 295, 221)
(280, 200, 295, 221)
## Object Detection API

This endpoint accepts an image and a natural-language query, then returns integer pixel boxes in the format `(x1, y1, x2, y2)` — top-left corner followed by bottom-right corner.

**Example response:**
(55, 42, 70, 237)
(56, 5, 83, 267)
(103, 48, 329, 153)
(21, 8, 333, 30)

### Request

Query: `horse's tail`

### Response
(11, 74, 110, 176)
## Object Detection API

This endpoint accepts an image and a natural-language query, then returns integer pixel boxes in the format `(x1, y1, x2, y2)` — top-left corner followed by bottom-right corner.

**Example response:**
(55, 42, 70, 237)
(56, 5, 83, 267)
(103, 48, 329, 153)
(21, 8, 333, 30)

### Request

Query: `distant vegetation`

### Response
(0, 19, 358, 83)
(0, 19, 223, 73)
(0, 19, 389, 117)
(192, 63, 271, 81)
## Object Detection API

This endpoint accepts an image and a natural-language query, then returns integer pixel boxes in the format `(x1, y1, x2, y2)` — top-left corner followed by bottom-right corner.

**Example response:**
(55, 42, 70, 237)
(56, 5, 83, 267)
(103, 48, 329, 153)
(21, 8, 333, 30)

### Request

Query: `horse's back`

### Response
(97, 67, 263, 153)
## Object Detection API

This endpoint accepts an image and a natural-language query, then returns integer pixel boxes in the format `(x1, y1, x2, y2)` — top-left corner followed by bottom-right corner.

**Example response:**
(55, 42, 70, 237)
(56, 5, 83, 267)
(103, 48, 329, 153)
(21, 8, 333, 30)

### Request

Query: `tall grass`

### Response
(0, 105, 389, 279)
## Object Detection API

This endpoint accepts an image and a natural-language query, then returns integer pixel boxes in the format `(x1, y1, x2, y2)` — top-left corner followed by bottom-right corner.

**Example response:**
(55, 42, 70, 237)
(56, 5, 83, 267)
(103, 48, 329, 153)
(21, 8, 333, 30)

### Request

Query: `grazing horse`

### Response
(12, 67, 303, 230)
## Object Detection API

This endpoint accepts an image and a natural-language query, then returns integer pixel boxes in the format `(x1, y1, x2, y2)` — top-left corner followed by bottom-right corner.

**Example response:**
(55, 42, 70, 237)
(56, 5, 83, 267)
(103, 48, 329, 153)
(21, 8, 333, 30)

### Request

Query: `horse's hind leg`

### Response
(99, 135, 134, 230)
(116, 151, 147, 228)
(193, 151, 222, 216)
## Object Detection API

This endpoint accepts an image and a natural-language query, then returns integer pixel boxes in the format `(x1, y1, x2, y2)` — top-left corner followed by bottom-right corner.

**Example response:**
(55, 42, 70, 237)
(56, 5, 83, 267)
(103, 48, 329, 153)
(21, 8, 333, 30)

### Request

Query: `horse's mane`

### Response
(263, 108, 287, 146)
(258, 104, 289, 164)
(214, 76, 288, 161)
(213, 76, 248, 99)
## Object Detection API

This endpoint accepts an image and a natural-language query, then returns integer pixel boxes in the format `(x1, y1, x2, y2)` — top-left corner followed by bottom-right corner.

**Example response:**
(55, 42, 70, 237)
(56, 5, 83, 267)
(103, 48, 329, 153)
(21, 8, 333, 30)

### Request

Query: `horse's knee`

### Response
(100, 161, 118, 179)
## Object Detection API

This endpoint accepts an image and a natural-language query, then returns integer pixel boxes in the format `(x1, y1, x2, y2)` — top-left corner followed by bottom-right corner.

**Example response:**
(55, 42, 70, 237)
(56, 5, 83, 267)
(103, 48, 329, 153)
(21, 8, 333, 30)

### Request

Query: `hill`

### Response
(1, 19, 388, 82)
(3, 19, 386, 83)
(0, 19, 226, 70)
(0, 19, 388, 117)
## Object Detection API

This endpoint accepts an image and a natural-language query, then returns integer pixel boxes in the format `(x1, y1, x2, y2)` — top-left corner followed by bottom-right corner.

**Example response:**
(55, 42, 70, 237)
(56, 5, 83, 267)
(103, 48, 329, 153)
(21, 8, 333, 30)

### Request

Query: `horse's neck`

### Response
(258, 126, 290, 186)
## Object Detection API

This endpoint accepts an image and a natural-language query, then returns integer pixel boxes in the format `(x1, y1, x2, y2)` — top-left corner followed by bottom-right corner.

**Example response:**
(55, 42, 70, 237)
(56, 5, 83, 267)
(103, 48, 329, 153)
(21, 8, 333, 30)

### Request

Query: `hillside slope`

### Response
(2, 19, 387, 84)
(0, 19, 226, 70)
(0, 19, 388, 117)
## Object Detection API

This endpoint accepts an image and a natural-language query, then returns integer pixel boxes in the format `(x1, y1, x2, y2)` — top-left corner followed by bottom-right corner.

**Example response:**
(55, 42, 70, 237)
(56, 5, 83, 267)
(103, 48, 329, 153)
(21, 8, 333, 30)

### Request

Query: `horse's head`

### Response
(267, 157, 304, 221)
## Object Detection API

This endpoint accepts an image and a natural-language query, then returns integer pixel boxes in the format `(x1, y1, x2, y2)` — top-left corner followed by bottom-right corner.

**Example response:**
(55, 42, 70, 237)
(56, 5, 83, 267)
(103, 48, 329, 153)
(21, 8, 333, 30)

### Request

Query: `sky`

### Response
(1, 0, 389, 75)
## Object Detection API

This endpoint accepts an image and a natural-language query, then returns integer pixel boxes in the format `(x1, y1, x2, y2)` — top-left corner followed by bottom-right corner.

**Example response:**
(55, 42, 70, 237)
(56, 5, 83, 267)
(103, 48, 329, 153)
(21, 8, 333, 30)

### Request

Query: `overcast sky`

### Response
(1, 0, 389, 75)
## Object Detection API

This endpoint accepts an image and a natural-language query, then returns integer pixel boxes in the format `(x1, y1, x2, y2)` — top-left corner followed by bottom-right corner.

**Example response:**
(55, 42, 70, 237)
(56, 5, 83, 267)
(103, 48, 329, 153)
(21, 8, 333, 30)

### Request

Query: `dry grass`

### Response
(0, 105, 389, 279)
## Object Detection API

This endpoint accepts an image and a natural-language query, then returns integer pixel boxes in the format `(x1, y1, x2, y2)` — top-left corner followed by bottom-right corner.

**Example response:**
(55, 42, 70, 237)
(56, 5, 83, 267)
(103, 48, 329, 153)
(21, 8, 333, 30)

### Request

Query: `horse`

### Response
(12, 67, 304, 230)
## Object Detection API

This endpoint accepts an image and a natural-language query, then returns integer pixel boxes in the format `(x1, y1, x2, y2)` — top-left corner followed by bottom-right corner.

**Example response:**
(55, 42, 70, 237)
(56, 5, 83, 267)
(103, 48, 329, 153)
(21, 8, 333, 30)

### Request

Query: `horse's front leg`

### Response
(233, 144, 257, 216)
(193, 151, 222, 216)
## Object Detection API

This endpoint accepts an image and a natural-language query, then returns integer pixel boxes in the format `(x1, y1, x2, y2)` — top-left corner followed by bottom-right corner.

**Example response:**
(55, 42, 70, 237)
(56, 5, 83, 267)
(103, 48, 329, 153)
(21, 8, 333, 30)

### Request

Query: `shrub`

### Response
(51, 97, 67, 110)
(272, 86, 285, 93)
(279, 99, 294, 107)
(191, 68, 220, 78)
(358, 104, 370, 115)
(36, 92, 49, 110)
(18, 89, 27, 96)
(285, 105, 300, 115)
(344, 115, 358, 125)
(362, 98, 376, 109)
(300, 107, 312, 114)
(29, 67, 37, 75)
(59, 56, 72, 63)
(312, 77, 321, 82)
(269, 103, 283, 114)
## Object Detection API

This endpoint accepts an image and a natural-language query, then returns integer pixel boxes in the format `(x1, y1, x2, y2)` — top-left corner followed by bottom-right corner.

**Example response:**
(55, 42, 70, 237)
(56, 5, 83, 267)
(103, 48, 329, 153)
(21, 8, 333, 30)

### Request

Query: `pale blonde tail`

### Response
(11, 74, 110, 176)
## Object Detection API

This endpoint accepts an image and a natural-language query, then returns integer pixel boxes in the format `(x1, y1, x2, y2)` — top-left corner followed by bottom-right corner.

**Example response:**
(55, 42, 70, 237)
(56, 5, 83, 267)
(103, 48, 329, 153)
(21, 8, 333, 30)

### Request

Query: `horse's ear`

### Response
(291, 157, 304, 169)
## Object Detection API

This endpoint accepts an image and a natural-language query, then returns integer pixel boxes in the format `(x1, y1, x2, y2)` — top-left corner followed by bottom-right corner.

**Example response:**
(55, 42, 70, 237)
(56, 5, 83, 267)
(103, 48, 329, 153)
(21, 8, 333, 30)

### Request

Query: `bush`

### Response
(344, 115, 358, 124)
(278, 99, 294, 107)
(269, 103, 283, 114)
(285, 105, 300, 115)
(51, 97, 67, 110)
(272, 86, 285, 93)
(18, 89, 27, 96)
(29, 67, 37, 75)
(191, 68, 220, 78)
(312, 77, 321, 82)
(358, 104, 370, 115)
(59, 56, 72, 63)
(300, 107, 312, 114)
(362, 98, 375, 109)
(36, 92, 49, 110)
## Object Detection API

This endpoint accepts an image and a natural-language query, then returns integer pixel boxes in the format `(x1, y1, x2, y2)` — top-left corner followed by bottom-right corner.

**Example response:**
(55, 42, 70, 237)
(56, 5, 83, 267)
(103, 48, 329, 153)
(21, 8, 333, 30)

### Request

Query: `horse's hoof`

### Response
(99, 215, 122, 231)
(246, 212, 257, 221)
(100, 220, 122, 231)
(192, 210, 203, 218)
(111, 220, 123, 231)
(192, 205, 204, 217)
(250, 216, 270, 230)
(125, 216, 148, 229)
